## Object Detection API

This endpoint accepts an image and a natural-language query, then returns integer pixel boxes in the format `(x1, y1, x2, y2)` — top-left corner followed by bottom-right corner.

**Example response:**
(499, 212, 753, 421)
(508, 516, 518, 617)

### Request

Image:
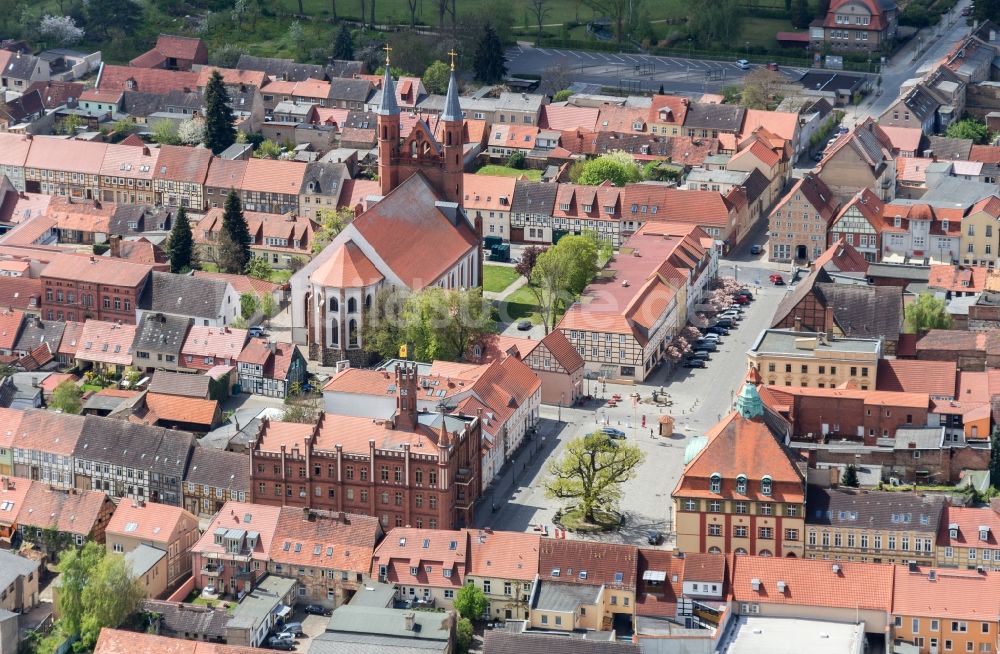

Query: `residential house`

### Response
(266, 508, 382, 608)
(124, 545, 169, 599)
(0, 309, 23, 358)
(132, 312, 192, 373)
(299, 161, 348, 219)
(804, 486, 945, 565)
(75, 320, 136, 374)
(817, 119, 896, 203)
(552, 182, 624, 246)
(0, 50, 50, 92)
(622, 183, 749, 247)
(372, 527, 466, 609)
(828, 188, 887, 262)
(15, 480, 115, 550)
(0, 133, 31, 191)
(494, 92, 545, 126)
(152, 145, 213, 210)
(879, 85, 941, 133)
(316, 603, 453, 654)
(729, 555, 893, 635)
(11, 409, 85, 489)
(142, 393, 222, 433)
(195, 209, 318, 270)
(77, 88, 123, 121)
(129, 35, 208, 71)
(0, 550, 39, 613)
(673, 376, 806, 557)
(468, 330, 586, 406)
(463, 174, 516, 242)
(881, 202, 964, 264)
(936, 504, 1000, 569)
(487, 125, 539, 160)
(891, 566, 1000, 654)
(23, 136, 107, 200)
(961, 195, 1000, 267)
(768, 173, 840, 262)
(239, 158, 306, 215)
(532, 538, 638, 632)
(203, 158, 247, 207)
(0, 408, 22, 475)
(466, 529, 539, 621)
(647, 95, 689, 137)
(182, 447, 249, 517)
(146, 371, 210, 400)
(810, 0, 898, 51)
(769, 266, 903, 354)
(749, 329, 882, 389)
(40, 253, 151, 324)
(98, 143, 160, 206)
(139, 271, 240, 328)
(509, 180, 557, 244)
(181, 325, 248, 372)
(681, 103, 746, 142)
(72, 415, 195, 506)
(189, 501, 280, 596)
(558, 225, 708, 382)
(105, 499, 200, 586)
(235, 339, 306, 399)
(224, 575, 298, 647)
(95, 65, 199, 96)
(12, 316, 64, 365)
(47, 196, 116, 245)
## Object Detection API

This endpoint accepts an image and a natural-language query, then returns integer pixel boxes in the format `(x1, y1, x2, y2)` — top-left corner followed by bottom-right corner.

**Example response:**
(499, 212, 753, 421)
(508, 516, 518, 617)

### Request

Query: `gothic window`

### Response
(348, 319, 359, 348)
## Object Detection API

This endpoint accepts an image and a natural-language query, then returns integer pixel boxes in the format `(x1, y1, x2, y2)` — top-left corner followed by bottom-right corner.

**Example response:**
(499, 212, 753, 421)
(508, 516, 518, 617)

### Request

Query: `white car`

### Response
(736, 59, 750, 69)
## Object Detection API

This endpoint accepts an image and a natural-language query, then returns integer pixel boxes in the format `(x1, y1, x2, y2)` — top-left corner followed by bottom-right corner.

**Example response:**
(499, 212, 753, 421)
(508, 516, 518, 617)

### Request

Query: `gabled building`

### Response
(138, 271, 240, 328)
(235, 339, 306, 398)
(129, 35, 208, 71)
(936, 504, 1000, 569)
(673, 375, 805, 557)
(466, 528, 539, 621)
(75, 319, 137, 374)
(23, 136, 107, 200)
(768, 173, 840, 263)
(106, 499, 200, 586)
(183, 447, 249, 517)
(131, 312, 192, 373)
(152, 145, 213, 210)
(372, 527, 467, 609)
(180, 325, 248, 371)
(15, 480, 115, 551)
(810, 0, 898, 52)
(12, 409, 85, 489)
(532, 538, 638, 632)
(552, 182, 624, 246)
(40, 253, 151, 324)
(509, 179, 558, 244)
(828, 188, 887, 262)
(817, 119, 896, 203)
(72, 416, 195, 506)
(463, 174, 516, 242)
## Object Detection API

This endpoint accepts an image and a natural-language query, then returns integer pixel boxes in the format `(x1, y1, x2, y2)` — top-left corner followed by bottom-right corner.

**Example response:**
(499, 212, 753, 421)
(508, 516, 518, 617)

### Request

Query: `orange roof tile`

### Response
(636, 548, 685, 618)
(95, 629, 259, 654)
(648, 95, 689, 126)
(269, 508, 381, 574)
(46, 196, 116, 235)
(98, 65, 199, 94)
(488, 124, 538, 150)
(970, 144, 1000, 163)
(181, 325, 248, 359)
(541, 104, 601, 132)
(739, 109, 798, 143)
(0, 309, 23, 350)
(153, 145, 213, 184)
(107, 500, 197, 544)
(877, 359, 956, 398)
(42, 253, 151, 287)
(766, 385, 929, 408)
(77, 320, 137, 366)
(145, 392, 218, 426)
(58, 321, 84, 357)
(39, 373, 78, 395)
(100, 143, 160, 180)
(0, 407, 24, 451)
(372, 527, 468, 589)
(0, 133, 32, 168)
(24, 137, 108, 176)
(18, 481, 110, 537)
(466, 529, 540, 581)
(623, 184, 734, 229)
(310, 240, 383, 288)
(462, 174, 517, 212)
(204, 157, 247, 190)
(731, 555, 893, 611)
(195, 66, 266, 89)
(240, 158, 306, 196)
(538, 538, 638, 589)
(192, 270, 283, 296)
(892, 566, 1000, 621)
(880, 126, 924, 153)
(192, 500, 282, 563)
(538, 330, 584, 373)
(928, 264, 990, 293)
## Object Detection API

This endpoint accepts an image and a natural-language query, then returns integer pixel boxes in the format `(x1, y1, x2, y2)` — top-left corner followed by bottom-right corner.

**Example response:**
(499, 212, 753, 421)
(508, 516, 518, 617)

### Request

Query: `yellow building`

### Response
(936, 505, 1000, 570)
(748, 329, 882, 389)
(804, 486, 945, 566)
(466, 529, 539, 621)
(961, 195, 1000, 267)
(532, 539, 637, 632)
(673, 373, 806, 557)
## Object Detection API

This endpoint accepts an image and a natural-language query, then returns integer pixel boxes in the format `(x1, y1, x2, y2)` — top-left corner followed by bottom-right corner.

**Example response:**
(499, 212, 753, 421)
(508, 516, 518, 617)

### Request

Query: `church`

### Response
(290, 54, 482, 365)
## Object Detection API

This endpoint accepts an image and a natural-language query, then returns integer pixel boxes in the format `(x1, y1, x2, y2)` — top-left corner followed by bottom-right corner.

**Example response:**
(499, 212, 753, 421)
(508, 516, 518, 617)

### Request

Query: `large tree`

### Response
(529, 0, 549, 42)
(739, 69, 786, 110)
(422, 61, 451, 95)
(527, 234, 598, 333)
(50, 379, 82, 414)
(333, 24, 354, 60)
(841, 464, 860, 488)
(946, 118, 990, 144)
(86, 0, 141, 38)
(168, 206, 193, 273)
(584, 0, 632, 42)
(203, 70, 236, 155)
(217, 191, 252, 274)
(544, 431, 644, 523)
(905, 292, 952, 333)
(453, 583, 489, 621)
(312, 208, 353, 253)
(57, 542, 105, 636)
(577, 151, 644, 186)
(473, 24, 507, 84)
(79, 552, 146, 648)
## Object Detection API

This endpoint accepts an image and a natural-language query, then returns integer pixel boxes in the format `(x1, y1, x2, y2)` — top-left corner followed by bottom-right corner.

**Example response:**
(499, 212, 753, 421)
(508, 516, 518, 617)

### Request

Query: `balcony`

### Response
(201, 563, 224, 576)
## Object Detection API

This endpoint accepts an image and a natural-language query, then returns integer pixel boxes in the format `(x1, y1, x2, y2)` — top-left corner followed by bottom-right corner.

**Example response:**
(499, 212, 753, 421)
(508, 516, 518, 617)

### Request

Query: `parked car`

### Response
(304, 604, 331, 616)
(516, 320, 532, 331)
(647, 530, 663, 544)
(706, 326, 730, 336)
(769, 273, 785, 285)
(735, 288, 753, 300)
(248, 326, 266, 338)
(268, 638, 296, 651)
(683, 359, 707, 368)
(280, 623, 304, 636)
(686, 351, 710, 361)
(601, 426, 626, 439)
(693, 342, 717, 352)
(736, 58, 750, 69)
(275, 631, 298, 642)
(726, 305, 745, 314)
(715, 318, 734, 329)
(202, 586, 217, 596)
(750, 244, 762, 255)
(700, 333, 721, 342)
(734, 294, 750, 305)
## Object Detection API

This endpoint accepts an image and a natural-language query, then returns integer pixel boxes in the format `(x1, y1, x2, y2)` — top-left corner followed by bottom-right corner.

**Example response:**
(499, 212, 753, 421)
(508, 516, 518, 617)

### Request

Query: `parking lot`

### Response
(475, 280, 787, 548)
(269, 611, 329, 652)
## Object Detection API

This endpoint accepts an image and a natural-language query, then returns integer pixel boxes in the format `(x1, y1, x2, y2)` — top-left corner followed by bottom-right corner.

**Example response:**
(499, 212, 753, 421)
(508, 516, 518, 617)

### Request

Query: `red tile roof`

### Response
(636, 549, 684, 617)
(877, 359, 956, 398)
(153, 145, 213, 184)
(462, 174, 517, 212)
(268, 507, 381, 574)
(812, 237, 869, 274)
(538, 538, 638, 589)
(539, 329, 584, 373)
(24, 137, 108, 176)
(739, 109, 799, 143)
(42, 253, 152, 287)
(195, 67, 266, 89)
(192, 271, 282, 296)
(192, 500, 282, 564)
(58, 321, 85, 357)
(77, 320, 137, 366)
(95, 629, 258, 654)
(892, 566, 1000, 621)
(969, 144, 1000, 163)
(880, 126, 924, 154)
(18, 481, 110, 537)
(731, 555, 894, 611)
(0, 309, 23, 350)
(204, 157, 247, 190)
(145, 392, 219, 427)
(46, 196, 116, 235)
(0, 133, 32, 168)
(24, 81, 85, 110)
(465, 529, 539, 581)
(623, 184, 734, 230)
(372, 527, 469, 589)
(153, 35, 206, 61)
(541, 104, 600, 132)
(107, 500, 197, 545)
(648, 94, 689, 126)
(311, 240, 383, 288)
(100, 143, 160, 180)
(928, 264, 990, 293)
(937, 505, 1000, 549)
(240, 158, 306, 196)
(97, 65, 199, 94)
(182, 325, 248, 360)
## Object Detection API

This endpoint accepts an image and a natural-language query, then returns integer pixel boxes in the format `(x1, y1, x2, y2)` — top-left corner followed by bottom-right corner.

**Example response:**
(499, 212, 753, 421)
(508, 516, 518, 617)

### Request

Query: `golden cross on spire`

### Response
(383, 44, 392, 66)
(448, 49, 458, 71)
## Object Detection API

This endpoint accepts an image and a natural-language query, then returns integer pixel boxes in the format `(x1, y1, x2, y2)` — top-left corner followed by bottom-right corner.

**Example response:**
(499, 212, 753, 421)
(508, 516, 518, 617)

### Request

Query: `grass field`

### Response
(739, 17, 799, 49)
(484, 264, 521, 293)
(477, 165, 542, 181)
(498, 284, 542, 323)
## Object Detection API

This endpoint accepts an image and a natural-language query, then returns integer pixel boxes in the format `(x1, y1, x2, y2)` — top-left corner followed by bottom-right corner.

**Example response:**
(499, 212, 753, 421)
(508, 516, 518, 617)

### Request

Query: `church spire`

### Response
(376, 45, 399, 117)
(441, 49, 462, 123)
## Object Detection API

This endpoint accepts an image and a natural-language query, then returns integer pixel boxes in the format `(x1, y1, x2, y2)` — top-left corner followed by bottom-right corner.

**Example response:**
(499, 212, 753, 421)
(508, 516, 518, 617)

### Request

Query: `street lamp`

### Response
(558, 393, 564, 423)
(745, 42, 750, 58)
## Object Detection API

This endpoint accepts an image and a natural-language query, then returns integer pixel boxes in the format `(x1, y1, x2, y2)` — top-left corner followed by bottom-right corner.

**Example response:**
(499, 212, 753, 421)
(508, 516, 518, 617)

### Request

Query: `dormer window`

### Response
(710, 473, 722, 494)
(893, 216, 901, 228)
(583, 204, 593, 212)
(761, 476, 772, 496)
(410, 566, 419, 576)
(443, 568, 452, 578)
(551, 567, 560, 577)
(949, 524, 959, 539)
(942, 220, 949, 231)
(980, 526, 991, 541)
(736, 474, 747, 495)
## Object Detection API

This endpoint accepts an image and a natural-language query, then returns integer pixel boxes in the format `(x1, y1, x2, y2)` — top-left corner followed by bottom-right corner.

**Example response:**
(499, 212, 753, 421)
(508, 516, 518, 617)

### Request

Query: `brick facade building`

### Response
(249, 364, 483, 531)
(40, 254, 151, 324)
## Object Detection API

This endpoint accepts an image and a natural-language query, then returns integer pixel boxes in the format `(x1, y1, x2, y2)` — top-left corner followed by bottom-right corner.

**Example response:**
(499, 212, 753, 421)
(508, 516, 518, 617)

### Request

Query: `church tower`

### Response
(376, 47, 400, 197)
(439, 50, 465, 205)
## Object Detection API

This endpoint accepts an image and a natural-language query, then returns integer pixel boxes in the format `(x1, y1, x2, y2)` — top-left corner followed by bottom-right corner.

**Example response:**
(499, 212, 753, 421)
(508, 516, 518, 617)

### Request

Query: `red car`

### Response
(734, 294, 750, 304)
(769, 273, 785, 285)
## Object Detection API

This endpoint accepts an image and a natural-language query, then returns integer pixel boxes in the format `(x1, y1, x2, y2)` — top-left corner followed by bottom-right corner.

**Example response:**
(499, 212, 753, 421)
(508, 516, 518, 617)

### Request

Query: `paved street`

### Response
(474, 268, 789, 548)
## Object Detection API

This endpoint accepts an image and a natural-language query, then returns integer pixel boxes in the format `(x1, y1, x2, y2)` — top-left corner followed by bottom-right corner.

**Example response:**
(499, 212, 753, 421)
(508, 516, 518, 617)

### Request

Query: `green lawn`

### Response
(477, 165, 542, 181)
(269, 269, 294, 284)
(484, 264, 521, 293)
(739, 17, 799, 49)
(497, 284, 542, 323)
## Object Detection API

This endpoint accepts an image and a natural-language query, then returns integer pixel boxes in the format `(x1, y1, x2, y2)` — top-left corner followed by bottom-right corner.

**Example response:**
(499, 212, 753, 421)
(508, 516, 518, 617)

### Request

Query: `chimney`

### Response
(793, 316, 802, 333)
(110, 235, 122, 259)
(404, 612, 416, 631)
(268, 341, 276, 354)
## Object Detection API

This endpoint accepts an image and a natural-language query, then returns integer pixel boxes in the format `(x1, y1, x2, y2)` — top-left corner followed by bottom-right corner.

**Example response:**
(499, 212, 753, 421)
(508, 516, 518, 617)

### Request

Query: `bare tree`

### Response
(406, 0, 418, 25)
(437, 0, 446, 27)
(583, 0, 631, 42)
(541, 60, 574, 95)
(370, 0, 376, 27)
(331, 0, 337, 20)
(530, 0, 549, 41)
(359, 0, 367, 26)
